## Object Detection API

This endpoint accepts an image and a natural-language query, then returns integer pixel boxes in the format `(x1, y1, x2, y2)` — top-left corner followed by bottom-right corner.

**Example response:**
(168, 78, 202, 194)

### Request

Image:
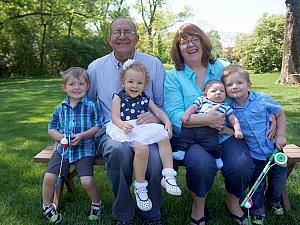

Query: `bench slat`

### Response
(34, 144, 299, 167)
(281, 144, 300, 211)
(283, 144, 300, 163)
(34, 146, 105, 165)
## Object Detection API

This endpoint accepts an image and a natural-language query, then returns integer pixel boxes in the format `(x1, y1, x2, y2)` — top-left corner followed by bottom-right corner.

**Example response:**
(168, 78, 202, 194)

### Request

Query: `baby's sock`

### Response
(215, 158, 223, 169)
(172, 150, 185, 160)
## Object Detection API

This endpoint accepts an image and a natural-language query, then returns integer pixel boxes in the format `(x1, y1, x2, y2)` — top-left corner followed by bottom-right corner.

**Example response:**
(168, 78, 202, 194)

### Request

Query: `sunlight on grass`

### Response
(19, 117, 50, 123)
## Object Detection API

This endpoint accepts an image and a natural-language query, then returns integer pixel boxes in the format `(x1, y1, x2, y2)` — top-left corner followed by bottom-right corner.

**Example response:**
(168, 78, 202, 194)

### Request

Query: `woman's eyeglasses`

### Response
(179, 37, 201, 47)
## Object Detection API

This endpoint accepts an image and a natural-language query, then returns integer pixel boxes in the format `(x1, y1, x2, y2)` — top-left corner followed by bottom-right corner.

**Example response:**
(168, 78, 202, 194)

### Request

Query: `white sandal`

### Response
(161, 176, 182, 196)
(134, 188, 152, 211)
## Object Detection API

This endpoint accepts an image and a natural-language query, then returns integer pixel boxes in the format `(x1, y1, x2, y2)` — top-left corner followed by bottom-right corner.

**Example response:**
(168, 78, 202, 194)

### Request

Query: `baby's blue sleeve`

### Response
(225, 104, 234, 117)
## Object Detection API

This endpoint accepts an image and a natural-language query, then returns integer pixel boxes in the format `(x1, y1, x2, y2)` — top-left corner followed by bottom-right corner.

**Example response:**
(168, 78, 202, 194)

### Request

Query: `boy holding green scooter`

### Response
(42, 67, 103, 224)
(222, 64, 287, 225)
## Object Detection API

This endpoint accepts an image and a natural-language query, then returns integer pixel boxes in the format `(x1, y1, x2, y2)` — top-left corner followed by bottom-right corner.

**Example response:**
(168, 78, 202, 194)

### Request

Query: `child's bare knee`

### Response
(134, 146, 149, 159)
(80, 176, 94, 187)
(43, 173, 57, 185)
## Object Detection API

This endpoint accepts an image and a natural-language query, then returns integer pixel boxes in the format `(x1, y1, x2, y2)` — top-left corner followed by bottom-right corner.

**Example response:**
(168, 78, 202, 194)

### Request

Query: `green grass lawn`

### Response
(0, 73, 299, 225)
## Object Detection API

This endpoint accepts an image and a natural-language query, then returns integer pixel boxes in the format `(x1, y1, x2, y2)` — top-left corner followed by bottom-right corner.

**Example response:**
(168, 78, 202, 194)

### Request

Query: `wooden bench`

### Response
(282, 144, 300, 211)
(34, 145, 105, 210)
(34, 144, 300, 211)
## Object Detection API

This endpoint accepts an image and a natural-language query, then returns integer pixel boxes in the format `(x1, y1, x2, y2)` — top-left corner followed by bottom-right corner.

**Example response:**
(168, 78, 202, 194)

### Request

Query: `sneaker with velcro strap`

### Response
(88, 202, 104, 221)
(134, 187, 152, 211)
(252, 215, 265, 225)
(271, 204, 284, 217)
(161, 175, 182, 196)
(43, 203, 62, 224)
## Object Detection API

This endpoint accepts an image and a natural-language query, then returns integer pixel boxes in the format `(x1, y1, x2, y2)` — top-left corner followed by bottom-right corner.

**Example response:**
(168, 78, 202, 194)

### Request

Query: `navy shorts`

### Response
(47, 151, 94, 177)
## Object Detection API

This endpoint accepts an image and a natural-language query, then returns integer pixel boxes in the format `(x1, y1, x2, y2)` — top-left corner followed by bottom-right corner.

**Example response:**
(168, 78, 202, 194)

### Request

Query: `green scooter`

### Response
(240, 148, 288, 225)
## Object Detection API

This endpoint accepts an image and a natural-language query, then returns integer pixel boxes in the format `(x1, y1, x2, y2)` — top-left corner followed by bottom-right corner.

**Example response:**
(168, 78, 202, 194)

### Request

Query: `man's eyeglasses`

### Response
(179, 37, 201, 47)
(110, 30, 136, 37)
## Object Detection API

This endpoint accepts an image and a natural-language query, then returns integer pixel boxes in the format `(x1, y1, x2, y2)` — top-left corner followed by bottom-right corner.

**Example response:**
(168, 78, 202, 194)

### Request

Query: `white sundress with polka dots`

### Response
(106, 90, 169, 147)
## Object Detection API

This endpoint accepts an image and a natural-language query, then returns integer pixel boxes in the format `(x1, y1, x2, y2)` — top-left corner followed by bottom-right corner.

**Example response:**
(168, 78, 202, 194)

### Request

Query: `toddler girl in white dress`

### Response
(106, 59, 181, 211)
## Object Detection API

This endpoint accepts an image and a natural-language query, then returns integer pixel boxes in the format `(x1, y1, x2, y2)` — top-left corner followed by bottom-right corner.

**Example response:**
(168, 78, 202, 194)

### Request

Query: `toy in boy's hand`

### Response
(57, 137, 68, 188)
(60, 137, 68, 148)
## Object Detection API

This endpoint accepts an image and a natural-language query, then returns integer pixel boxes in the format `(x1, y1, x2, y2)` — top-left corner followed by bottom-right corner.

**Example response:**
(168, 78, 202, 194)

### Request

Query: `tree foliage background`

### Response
(1, 0, 123, 76)
(0, 0, 191, 77)
(232, 13, 285, 73)
(0, 1, 287, 77)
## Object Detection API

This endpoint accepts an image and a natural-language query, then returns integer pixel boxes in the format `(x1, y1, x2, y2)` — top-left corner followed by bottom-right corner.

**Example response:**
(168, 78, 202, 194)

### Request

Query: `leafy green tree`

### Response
(0, 0, 130, 77)
(1, 0, 193, 76)
(233, 13, 284, 73)
(135, 0, 192, 60)
(207, 30, 223, 58)
(0, 0, 40, 76)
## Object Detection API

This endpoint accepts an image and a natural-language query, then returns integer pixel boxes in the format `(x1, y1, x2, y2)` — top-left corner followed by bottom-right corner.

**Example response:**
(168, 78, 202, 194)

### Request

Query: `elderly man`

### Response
(87, 16, 166, 225)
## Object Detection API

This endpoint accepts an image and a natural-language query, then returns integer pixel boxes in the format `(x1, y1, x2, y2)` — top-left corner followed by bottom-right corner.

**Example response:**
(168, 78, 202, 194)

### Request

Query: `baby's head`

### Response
(222, 64, 251, 103)
(120, 60, 149, 97)
(61, 67, 90, 99)
(204, 80, 226, 103)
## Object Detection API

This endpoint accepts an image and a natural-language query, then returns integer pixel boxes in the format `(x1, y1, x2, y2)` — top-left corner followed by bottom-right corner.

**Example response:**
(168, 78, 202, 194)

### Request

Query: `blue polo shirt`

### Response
(164, 59, 229, 138)
(48, 95, 103, 163)
(230, 91, 282, 160)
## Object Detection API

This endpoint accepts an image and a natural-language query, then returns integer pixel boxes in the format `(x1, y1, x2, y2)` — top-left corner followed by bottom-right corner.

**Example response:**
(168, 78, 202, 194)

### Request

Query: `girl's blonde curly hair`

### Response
(120, 60, 149, 86)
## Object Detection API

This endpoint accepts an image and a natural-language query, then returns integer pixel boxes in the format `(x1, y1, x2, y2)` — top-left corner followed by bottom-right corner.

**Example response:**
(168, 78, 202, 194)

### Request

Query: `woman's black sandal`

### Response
(230, 212, 247, 225)
(190, 207, 209, 225)
(190, 216, 207, 225)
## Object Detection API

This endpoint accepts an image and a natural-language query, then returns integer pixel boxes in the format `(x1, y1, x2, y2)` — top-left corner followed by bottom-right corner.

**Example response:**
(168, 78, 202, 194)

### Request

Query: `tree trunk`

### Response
(278, 0, 300, 85)
(39, 23, 47, 75)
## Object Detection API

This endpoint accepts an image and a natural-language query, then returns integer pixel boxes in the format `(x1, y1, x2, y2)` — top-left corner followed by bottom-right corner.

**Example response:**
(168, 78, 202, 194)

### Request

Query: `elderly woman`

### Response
(164, 23, 254, 225)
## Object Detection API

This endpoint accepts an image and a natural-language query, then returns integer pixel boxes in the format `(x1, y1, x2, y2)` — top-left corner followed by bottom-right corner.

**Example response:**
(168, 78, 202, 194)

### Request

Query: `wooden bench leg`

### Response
(65, 170, 76, 193)
(281, 163, 295, 211)
(281, 188, 291, 211)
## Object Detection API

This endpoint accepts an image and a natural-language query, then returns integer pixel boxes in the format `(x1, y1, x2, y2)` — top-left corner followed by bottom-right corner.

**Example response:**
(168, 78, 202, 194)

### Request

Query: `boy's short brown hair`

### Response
(61, 67, 89, 85)
(222, 64, 250, 83)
